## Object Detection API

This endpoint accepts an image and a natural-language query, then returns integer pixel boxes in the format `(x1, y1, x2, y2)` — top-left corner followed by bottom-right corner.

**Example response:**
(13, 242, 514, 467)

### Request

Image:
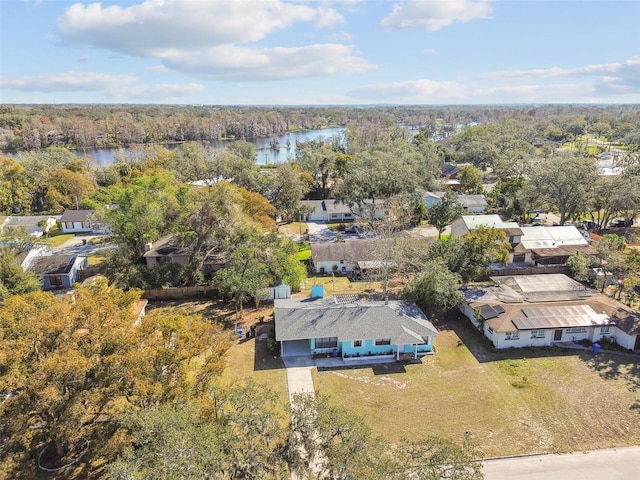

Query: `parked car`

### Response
(609, 219, 628, 228)
(344, 224, 362, 234)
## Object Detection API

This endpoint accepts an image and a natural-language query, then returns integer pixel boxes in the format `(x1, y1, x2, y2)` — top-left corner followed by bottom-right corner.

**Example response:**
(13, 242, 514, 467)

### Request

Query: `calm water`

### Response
(4, 127, 346, 165)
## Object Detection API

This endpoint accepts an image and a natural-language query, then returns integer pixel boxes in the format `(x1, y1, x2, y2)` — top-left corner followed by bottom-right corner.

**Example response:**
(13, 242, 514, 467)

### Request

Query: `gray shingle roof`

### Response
(60, 209, 94, 222)
(29, 255, 77, 275)
(311, 239, 382, 263)
(275, 297, 438, 345)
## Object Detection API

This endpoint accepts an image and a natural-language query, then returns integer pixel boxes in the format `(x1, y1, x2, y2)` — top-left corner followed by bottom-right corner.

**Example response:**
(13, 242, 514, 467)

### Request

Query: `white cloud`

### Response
(158, 44, 376, 80)
(145, 64, 170, 73)
(346, 78, 625, 104)
(475, 56, 640, 96)
(56, 0, 372, 81)
(423, 48, 437, 55)
(348, 79, 466, 102)
(57, 0, 316, 54)
(107, 83, 205, 101)
(0, 71, 138, 92)
(380, 0, 493, 32)
(0, 70, 203, 101)
(315, 6, 345, 28)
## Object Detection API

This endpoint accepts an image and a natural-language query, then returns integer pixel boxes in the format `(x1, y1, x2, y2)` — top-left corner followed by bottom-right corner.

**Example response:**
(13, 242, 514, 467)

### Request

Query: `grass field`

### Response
(311, 316, 640, 457)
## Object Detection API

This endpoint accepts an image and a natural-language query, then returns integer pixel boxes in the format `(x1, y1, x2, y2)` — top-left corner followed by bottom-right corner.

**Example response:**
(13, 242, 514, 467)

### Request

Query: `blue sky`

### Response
(1, 0, 639, 105)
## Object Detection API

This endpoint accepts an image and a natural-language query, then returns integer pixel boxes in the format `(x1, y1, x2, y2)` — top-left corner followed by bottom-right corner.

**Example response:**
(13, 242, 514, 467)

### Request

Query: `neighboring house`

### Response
(275, 293, 439, 360)
(0, 215, 60, 237)
(424, 191, 487, 213)
(302, 199, 386, 223)
(451, 216, 594, 266)
(59, 209, 98, 233)
(142, 234, 222, 275)
(27, 254, 88, 290)
(440, 163, 462, 191)
(303, 200, 355, 223)
(518, 226, 596, 265)
(310, 239, 387, 275)
(461, 273, 640, 350)
(143, 235, 190, 269)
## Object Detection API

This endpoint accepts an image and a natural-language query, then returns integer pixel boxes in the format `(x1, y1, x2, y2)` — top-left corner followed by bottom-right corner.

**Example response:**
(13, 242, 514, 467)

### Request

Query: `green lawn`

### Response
(312, 317, 640, 458)
(43, 233, 75, 247)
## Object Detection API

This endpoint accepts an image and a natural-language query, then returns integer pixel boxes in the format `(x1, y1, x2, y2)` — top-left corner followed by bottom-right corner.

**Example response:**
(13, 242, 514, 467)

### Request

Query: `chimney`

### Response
(144, 242, 153, 252)
(384, 296, 389, 305)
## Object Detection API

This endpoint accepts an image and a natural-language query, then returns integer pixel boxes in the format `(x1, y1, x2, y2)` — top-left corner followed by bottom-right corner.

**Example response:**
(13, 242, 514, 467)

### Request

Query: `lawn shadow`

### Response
(582, 352, 640, 395)
(253, 328, 285, 371)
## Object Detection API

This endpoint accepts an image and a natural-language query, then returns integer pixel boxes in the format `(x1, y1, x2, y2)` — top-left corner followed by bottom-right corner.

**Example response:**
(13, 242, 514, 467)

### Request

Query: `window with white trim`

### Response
(375, 338, 391, 346)
(566, 327, 587, 334)
(487, 327, 494, 335)
(315, 337, 338, 349)
(600, 326, 610, 334)
(530, 330, 546, 339)
(353, 340, 362, 347)
(504, 331, 520, 340)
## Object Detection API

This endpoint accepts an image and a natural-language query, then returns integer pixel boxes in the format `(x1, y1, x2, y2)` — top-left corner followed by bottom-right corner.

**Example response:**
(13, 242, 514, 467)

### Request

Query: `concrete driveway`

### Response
(482, 446, 640, 480)
(51, 234, 115, 256)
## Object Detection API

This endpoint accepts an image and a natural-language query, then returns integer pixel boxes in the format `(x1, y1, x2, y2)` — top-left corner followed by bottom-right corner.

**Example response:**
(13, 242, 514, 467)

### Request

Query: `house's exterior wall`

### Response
(612, 328, 636, 350)
(313, 259, 355, 274)
(145, 255, 190, 269)
(339, 339, 434, 357)
(450, 219, 469, 236)
(61, 220, 92, 233)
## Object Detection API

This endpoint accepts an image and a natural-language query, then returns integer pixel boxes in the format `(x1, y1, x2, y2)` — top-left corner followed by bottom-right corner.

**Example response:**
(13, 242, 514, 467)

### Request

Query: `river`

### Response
(3, 127, 346, 165)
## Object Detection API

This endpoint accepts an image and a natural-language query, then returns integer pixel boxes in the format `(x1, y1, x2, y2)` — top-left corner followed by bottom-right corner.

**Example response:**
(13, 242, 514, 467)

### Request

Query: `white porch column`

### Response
(414, 344, 418, 359)
(396, 344, 400, 361)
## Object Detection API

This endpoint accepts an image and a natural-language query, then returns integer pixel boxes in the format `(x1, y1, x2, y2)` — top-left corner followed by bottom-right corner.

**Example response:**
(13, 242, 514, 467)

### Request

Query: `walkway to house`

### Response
(283, 356, 316, 402)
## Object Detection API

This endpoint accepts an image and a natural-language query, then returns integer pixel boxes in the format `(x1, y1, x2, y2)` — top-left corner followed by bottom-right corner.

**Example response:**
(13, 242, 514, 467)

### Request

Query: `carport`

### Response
(281, 339, 311, 357)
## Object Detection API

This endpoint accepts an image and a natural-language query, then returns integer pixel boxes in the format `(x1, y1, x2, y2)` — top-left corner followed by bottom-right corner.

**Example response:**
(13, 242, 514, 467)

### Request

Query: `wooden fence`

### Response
(142, 285, 219, 301)
(489, 265, 570, 277)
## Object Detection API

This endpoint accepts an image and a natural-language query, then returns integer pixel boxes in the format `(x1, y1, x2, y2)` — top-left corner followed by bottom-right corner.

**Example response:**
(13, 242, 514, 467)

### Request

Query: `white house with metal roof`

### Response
(275, 293, 438, 362)
(461, 274, 640, 350)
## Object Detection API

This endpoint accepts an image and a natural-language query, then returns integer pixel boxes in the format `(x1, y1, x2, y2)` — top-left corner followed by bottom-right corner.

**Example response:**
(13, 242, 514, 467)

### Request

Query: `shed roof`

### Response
(275, 297, 438, 344)
(29, 255, 77, 275)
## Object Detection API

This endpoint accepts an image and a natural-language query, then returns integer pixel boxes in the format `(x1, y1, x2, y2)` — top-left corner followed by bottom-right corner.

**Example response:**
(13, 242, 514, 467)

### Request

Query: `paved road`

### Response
(483, 446, 640, 480)
(51, 234, 115, 256)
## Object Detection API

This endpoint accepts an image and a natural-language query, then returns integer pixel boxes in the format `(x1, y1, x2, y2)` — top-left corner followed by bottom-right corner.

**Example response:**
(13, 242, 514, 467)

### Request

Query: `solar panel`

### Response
(480, 304, 505, 320)
(334, 294, 360, 304)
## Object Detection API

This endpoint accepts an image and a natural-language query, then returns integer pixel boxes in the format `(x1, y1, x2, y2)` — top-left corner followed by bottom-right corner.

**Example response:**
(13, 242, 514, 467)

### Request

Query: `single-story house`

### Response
(27, 254, 88, 290)
(302, 199, 387, 223)
(511, 225, 595, 265)
(143, 234, 222, 275)
(275, 294, 438, 361)
(451, 216, 595, 266)
(0, 215, 60, 237)
(460, 273, 640, 350)
(303, 199, 355, 223)
(311, 239, 381, 274)
(59, 209, 99, 233)
(424, 191, 487, 213)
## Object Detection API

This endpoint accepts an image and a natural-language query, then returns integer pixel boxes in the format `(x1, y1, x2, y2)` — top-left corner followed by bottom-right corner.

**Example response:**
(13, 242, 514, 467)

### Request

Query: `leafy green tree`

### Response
(268, 162, 311, 222)
(403, 259, 464, 314)
(0, 284, 231, 475)
(426, 190, 464, 239)
(109, 382, 288, 480)
(458, 164, 484, 194)
(566, 252, 591, 282)
(289, 393, 385, 480)
(389, 436, 484, 480)
(0, 247, 41, 299)
(522, 151, 598, 225)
